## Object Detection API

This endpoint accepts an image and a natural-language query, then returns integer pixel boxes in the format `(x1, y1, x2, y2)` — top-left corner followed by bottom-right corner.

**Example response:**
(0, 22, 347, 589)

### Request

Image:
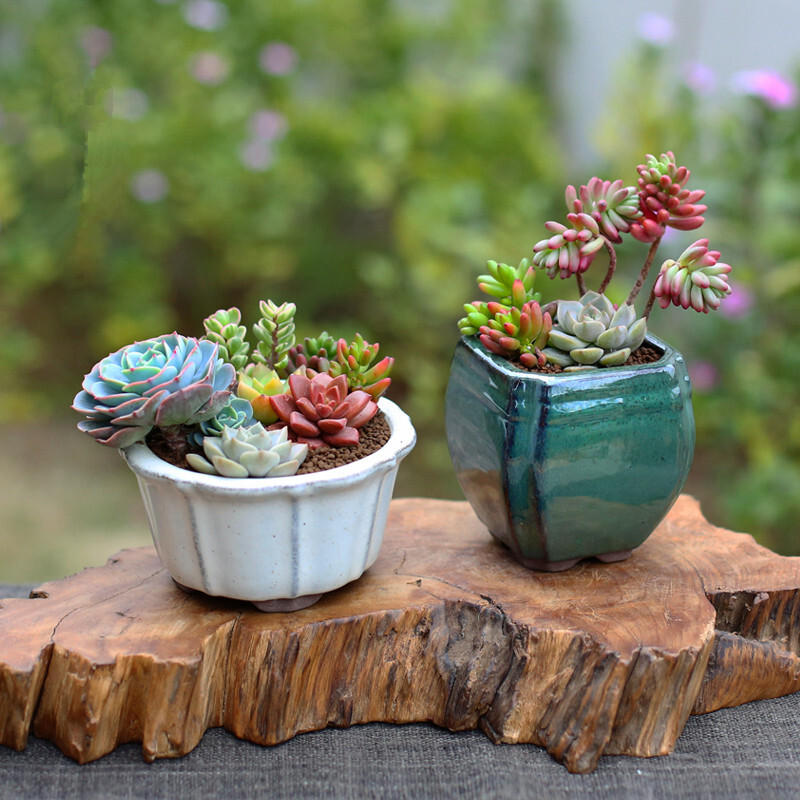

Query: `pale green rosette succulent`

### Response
(72, 333, 235, 447)
(187, 424, 308, 478)
(543, 291, 647, 371)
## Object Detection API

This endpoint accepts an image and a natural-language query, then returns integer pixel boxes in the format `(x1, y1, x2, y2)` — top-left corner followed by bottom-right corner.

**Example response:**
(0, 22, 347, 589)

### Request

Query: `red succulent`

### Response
(269, 372, 377, 448)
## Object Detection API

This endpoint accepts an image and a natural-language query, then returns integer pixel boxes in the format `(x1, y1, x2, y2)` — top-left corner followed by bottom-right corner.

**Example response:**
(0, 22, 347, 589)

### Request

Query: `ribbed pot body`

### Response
(122, 399, 416, 602)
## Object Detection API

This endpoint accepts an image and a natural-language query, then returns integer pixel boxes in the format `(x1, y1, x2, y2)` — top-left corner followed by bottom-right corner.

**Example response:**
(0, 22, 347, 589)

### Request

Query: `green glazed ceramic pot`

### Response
(444, 334, 695, 571)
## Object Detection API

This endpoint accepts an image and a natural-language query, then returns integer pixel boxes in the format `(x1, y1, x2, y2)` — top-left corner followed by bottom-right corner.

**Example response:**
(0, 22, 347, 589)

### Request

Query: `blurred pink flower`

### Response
(183, 0, 228, 31)
(718, 282, 754, 318)
(688, 361, 719, 393)
(105, 88, 149, 121)
(130, 170, 169, 203)
(731, 69, 798, 109)
(684, 61, 716, 95)
(189, 52, 230, 85)
(636, 13, 674, 46)
(239, 140, 275, 172)
(249, 110, 288, 141)
(259, 43, 297, 75)
(80, 26, 112, 68)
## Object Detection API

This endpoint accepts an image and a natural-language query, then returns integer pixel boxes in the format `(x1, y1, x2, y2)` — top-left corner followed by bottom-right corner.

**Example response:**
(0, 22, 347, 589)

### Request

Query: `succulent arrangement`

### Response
(458, 152, 733, 371)
(73, 301, 394, 478)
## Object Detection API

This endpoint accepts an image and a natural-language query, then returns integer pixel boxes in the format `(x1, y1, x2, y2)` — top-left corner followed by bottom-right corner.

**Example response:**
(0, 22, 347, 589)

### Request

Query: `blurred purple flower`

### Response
(189, 52, 230, 85)
(249, 110, 288, 141)
(259, 43, 297, 76)
(684, 61, 716, 95)
(718, 282, 754, 318)
(80, 26, 112, 68)
(239, 140, 274, 172)
(130, 170, 170, 204)
(636, 13, 674, 46)
(183, 0, 228, 31)
(106, 88, 149, 121)
(731, 69, 798, 109)
(688, 361, 719, 393)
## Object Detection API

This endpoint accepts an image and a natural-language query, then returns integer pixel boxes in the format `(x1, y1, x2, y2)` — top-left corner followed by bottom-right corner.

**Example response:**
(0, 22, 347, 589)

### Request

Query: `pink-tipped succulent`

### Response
(463, 151, 735, 372)
(630, 152, 707, 243)
(269, 372, 377, 448)
(328, 334, 393, 399)
(478, 299, 552, 368)
(653, 239, 732, 313)
(286, 333, 336, 375)
(565, 178, 642, 243)
(532, 217, 605, 278)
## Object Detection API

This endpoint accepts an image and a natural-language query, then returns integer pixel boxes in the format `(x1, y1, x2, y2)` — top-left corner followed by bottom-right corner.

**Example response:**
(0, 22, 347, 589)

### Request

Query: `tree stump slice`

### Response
(1, 496, 799, 773)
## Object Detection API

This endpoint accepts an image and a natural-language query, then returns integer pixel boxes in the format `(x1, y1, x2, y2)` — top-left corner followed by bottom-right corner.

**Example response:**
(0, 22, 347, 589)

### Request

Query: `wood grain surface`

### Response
(1, 496, 799, 773)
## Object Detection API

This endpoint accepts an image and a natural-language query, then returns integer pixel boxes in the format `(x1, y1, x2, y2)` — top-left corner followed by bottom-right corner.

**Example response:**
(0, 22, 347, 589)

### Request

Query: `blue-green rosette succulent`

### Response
(190, 396, 254, 446)
(72, 333, 236, 448)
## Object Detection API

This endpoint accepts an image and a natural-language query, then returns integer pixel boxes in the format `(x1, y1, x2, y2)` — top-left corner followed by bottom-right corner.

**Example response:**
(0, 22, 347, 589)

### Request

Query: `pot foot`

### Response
(252, 593, 323, 613)
(172, 579, 198, 594)
(513, 554, 581, 572)
(595, 549, 633, 563)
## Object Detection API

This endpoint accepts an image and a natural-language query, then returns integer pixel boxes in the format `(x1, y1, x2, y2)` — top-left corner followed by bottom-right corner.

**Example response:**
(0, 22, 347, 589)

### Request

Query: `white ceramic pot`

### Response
(121, 398, 416, 611)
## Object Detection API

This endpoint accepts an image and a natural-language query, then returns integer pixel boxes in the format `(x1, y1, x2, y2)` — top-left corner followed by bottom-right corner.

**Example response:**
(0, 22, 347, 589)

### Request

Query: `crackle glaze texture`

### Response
(445, 335, 695, 568)
(121, 398, 415, 604)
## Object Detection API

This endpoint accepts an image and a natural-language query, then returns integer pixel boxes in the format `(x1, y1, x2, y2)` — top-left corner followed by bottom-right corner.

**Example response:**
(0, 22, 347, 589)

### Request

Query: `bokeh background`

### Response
(2, 0, 800, 582)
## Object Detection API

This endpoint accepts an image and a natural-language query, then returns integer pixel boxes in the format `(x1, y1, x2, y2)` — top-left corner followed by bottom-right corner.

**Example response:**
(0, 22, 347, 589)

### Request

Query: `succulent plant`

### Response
(653, 239, 732, 313)
(270, 372, 378, 448)
(532, 216, 606, 278)
(477, 258, 540, 305)
(458, 260, 540, 336)
(236, 363, 287, 424)
(286, 332, 337, 375)
(252, 299, 296, 375)
(202, 307, 251, 371)
(566, 178, 642, 243)
(73, 333, 235, 447)
(191, 396, 254, 445)
(328, 334, 393, 399)
(543, 292, 647, 370)
(478, 300, 552, 368)
(186, 424, 308, 478)
(630, 152, 707, 243)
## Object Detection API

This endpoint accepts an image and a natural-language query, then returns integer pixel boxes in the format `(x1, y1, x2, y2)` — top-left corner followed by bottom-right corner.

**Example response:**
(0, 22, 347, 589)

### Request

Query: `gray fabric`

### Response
(2, 584, 799, 799)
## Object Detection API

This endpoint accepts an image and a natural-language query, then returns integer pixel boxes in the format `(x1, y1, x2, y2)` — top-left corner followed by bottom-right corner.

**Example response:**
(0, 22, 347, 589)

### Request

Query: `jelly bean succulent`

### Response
(74, 298, 395, 476)
(460, 152, 733, 372)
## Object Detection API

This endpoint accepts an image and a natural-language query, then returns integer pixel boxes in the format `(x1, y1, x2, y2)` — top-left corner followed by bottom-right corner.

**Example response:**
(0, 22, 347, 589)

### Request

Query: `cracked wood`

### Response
(1, 496, 799, 773)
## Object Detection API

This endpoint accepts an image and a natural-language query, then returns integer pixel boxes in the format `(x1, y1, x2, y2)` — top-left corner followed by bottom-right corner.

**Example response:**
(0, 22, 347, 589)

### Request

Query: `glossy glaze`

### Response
(445, 335, 695, 569)
(122, 398, 416, 609)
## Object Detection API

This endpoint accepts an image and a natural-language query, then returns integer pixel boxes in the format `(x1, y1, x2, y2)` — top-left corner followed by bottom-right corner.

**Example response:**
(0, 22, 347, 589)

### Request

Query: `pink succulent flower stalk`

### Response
(651, 239, 732, 315)
(630, 152, 707, 243)
(269, 373, 377, 448)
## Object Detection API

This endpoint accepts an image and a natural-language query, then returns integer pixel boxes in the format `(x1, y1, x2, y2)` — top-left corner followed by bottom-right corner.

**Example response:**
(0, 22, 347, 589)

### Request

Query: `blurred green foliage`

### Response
(0, 0, 567, 498)
(1, 1, 799, 557)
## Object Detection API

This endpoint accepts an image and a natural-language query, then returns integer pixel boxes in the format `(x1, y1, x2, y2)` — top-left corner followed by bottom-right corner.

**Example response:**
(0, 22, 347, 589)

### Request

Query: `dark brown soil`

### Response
(145, 411, 391, 476)
(512, 342, 664, 374)
(296, 412, 391, 475)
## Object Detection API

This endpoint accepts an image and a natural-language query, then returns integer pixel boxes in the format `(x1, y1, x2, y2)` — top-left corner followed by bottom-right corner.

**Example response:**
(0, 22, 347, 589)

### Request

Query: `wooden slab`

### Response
(1, 496, 799, 773)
